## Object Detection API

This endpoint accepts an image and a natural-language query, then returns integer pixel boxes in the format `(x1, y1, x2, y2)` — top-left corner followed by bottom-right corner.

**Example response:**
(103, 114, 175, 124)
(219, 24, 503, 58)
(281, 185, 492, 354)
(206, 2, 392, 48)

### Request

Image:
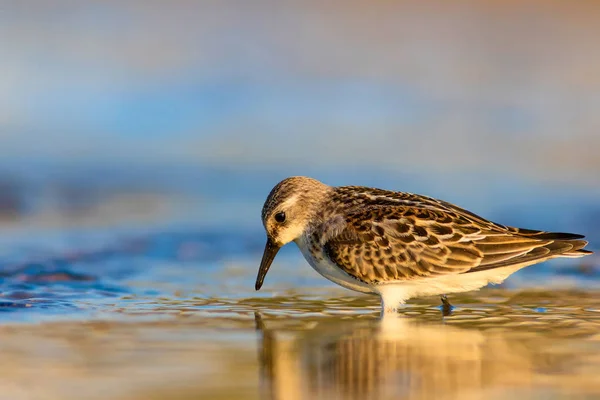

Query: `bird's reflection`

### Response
(254, 312, 568, 400)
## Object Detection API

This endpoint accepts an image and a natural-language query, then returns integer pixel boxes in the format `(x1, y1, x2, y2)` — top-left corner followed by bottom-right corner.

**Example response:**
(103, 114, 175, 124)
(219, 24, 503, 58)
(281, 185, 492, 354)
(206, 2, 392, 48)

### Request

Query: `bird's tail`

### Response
(511, 229, 592, 258)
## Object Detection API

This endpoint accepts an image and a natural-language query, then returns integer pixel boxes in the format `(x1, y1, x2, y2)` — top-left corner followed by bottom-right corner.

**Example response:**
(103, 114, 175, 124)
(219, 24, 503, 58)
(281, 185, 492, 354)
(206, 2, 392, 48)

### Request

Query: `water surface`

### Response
(0, 170, 599, 399)
(1, 290, 599, 400)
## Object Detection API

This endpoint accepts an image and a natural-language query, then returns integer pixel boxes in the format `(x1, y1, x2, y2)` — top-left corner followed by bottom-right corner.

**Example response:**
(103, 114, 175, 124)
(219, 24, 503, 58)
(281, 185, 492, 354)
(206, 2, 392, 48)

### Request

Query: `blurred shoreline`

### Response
(1, 164, 599, 233)
(2, 1, 600, 185)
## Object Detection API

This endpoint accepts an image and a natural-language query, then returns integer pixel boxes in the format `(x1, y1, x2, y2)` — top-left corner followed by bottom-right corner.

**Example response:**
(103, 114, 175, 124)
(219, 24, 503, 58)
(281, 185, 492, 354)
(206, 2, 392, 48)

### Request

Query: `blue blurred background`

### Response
(0, 1, 599, 317)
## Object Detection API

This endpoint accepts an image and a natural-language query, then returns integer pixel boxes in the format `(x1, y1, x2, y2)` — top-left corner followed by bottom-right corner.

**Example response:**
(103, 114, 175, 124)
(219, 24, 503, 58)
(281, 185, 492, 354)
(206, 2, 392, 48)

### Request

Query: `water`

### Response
(0, 167, 598, 399)
(0, 293, 599, 399)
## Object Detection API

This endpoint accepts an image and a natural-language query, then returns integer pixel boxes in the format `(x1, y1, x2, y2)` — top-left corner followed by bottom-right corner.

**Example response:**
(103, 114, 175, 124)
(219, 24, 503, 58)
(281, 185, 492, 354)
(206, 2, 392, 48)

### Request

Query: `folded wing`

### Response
(322, 204, 590, 284)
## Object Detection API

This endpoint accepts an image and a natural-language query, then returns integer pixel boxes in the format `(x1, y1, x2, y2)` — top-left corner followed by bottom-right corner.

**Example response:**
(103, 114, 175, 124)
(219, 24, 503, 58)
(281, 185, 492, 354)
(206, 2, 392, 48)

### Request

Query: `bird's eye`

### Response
(274, 211, 286, 223)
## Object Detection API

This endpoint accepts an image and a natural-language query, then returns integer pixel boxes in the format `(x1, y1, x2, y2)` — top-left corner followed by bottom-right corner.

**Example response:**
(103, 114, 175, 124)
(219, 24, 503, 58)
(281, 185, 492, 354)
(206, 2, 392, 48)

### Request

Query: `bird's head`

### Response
(255, 176, 330, 290)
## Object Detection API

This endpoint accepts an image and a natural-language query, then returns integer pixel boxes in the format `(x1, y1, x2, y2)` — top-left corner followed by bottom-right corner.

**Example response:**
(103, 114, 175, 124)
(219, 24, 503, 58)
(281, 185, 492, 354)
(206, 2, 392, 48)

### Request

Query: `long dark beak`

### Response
(255, 237, 281, 290)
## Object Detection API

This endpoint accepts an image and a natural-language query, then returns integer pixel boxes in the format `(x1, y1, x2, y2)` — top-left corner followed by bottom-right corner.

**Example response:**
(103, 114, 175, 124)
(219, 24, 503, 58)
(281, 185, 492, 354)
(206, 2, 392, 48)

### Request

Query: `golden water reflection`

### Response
(254, 299, 600, 400)
(0, 290, 598, 399)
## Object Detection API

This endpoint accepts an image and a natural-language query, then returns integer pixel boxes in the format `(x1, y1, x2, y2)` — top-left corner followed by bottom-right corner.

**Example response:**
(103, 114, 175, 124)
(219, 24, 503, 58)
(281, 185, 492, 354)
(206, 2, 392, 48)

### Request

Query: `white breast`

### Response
(294, 234, 375, 295)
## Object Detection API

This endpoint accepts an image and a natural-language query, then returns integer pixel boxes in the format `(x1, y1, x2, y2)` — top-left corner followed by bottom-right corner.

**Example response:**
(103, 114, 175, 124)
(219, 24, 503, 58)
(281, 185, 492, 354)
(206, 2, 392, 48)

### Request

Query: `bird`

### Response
(254, 176, 592, 313)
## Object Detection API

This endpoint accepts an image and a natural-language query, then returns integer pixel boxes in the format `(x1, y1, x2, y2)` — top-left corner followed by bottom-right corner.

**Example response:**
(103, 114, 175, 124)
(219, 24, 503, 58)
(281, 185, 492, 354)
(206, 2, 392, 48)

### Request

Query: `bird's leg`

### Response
(440, 294, 450, 306)
(379, 288, 407, 315)
(440, 295, 453, 316)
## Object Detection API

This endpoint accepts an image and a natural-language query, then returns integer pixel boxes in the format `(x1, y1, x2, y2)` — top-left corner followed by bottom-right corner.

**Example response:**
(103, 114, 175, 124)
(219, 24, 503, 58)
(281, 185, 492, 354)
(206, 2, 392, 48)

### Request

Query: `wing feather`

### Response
(320, 189, 591, 284)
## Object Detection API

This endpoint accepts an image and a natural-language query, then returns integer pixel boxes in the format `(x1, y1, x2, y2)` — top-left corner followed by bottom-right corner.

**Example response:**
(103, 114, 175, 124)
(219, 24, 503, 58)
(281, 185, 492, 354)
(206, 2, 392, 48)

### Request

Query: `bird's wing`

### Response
(321, 203, 583, 284)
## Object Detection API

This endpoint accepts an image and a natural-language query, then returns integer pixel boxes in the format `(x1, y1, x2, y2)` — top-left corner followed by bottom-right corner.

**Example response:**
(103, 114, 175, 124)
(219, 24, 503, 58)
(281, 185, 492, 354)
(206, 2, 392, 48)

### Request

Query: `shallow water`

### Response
(0, 168, 599, 399)
(1, 290, 599, 400)
(0, 226, 599, 399)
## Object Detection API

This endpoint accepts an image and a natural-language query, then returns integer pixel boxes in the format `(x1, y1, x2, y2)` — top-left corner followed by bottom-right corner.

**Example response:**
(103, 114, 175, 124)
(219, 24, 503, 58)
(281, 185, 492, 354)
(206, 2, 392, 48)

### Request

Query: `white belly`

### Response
(294, 236, 375, 295)
(374, 264, 526, 308)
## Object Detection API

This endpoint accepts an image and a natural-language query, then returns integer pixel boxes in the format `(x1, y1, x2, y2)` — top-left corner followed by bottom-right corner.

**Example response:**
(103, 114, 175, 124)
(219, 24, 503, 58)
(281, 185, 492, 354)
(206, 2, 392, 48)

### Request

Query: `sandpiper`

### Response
(255, 176, 592, 313)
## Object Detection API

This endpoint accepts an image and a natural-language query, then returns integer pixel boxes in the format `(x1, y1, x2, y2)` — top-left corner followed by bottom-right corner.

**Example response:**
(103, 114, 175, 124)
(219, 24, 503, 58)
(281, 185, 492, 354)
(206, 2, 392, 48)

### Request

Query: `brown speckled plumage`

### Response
(256, 176, 592, 310)
(313, 186, 591, 284)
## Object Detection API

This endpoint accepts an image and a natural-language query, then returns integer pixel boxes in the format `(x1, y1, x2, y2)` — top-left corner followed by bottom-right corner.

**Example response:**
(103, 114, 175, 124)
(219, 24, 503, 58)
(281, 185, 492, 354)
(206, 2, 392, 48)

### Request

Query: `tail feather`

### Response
(561, 239, 593, 257)
(467, 228, 592, 273)
(512, 228, 585, 241)
(515, 229, 591, 257)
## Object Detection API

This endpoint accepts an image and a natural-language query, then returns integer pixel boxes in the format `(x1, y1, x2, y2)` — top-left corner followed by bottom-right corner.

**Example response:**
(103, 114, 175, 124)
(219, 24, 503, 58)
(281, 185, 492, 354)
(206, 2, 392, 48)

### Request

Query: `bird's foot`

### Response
(440, 295, 453, 316)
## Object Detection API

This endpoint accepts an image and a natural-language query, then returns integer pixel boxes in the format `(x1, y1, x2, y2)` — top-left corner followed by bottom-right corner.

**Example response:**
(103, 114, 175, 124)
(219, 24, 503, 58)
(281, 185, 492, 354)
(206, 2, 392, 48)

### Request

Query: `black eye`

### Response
(274, 211, 286, 223)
